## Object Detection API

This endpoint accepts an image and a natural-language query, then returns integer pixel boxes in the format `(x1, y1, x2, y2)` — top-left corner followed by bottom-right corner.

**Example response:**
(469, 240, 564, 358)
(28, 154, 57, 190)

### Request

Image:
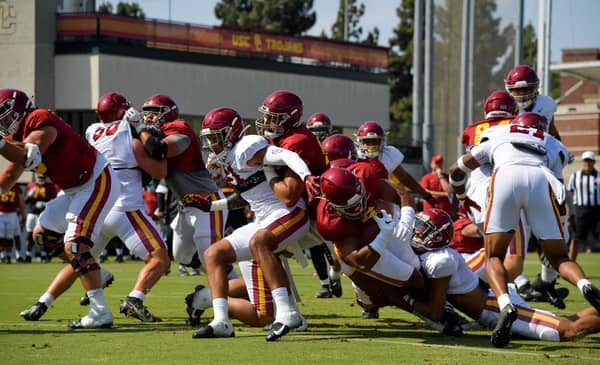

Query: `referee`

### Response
(567, 151, 600, 260)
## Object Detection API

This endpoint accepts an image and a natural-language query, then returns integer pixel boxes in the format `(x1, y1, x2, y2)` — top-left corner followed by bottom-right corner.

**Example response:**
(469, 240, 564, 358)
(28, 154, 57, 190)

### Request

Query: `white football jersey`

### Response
(378, 145, 405, 175)
(471, 124, 568, 178)
(86, 120, 145, 211)
(519, 94, 556, 127)
(419, 247, 479, 295)
(221, 135, 305, 222)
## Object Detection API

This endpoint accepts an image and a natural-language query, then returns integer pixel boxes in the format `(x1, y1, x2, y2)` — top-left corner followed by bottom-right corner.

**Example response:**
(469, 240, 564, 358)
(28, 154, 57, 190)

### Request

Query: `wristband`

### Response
(210, 198, 228, 211)
(449, 174, 466, 187)
(456, 155, 472, 173)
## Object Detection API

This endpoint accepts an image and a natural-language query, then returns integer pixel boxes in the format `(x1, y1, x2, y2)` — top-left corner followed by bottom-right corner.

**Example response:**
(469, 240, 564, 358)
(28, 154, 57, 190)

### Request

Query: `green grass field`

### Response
(1, 253, 599, 365)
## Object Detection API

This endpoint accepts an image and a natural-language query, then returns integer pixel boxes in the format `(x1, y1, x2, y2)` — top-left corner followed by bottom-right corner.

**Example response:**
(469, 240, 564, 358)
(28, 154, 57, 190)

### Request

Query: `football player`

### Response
(505, 64, 560, 139)
(0, 88, 120, 328)
(139, 94, 234, 295)
(256, 91, 342, 300)
(354, 120, 437, 207)
(450, 112, 600, 347)
(24, 174, 59, 262)
(185, 107, 312, 340)
(0, 184, 25, 263)
(403, 208, 600, 343)
(306, 112, 333, 143)
(316, 167, 423, 296)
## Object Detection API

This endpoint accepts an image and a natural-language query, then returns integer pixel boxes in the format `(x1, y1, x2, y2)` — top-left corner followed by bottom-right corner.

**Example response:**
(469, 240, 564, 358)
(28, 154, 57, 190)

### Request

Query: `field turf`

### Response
(1, 253, 599, 364)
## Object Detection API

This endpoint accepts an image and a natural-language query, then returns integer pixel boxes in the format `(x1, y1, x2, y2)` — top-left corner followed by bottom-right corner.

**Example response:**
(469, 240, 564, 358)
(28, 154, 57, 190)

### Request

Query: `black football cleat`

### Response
(192, 321, 235, 338)
(119, 297, 162, 322)
(315, 285, 332, 298)
(330, 277, 343, 298)
(582, 284, 600, 313)
(491, 304, 518, 348)
(361, 307, 379, 319)
(20, 302, 48, 321)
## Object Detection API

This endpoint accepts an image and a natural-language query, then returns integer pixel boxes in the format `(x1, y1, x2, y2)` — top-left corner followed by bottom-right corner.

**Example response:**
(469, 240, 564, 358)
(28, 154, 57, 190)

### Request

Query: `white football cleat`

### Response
(68, 307, 113, 329)
(192, 320, 235, 338)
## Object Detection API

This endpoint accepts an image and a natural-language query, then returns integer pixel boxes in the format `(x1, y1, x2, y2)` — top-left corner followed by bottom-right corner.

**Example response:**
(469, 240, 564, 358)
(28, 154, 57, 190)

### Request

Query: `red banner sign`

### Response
(57, 14, 388, 68)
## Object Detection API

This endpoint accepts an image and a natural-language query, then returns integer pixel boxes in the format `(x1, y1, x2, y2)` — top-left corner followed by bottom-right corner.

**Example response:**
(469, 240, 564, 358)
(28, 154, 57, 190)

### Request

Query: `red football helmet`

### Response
(322, 134, 357, 162)
(510, 112, 548, 131)
(141, 94, 179, 125)
(200, 107, 245, 157)
(355, 121, 386, 158)
(320, 167, 366, 220)
(306, 112, 333, 142)
(505, 65, 539, 109)
(256, 90, 303, 139)
(484, 90, 517, 119)
(96, 92, 130, 123)
(411, 208, 454, 251)
(0, 88, 34, 136)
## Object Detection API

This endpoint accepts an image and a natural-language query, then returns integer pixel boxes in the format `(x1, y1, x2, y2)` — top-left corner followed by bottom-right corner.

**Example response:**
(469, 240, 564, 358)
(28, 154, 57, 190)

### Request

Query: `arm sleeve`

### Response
(263, 146, 312, 181)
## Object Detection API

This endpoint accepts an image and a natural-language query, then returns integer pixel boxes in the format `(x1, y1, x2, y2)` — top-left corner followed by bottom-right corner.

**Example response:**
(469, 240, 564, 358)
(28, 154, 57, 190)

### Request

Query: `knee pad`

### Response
(70, 236, 95, 252)
(71, 251, 100, 275)
(34, 228, 64, 253)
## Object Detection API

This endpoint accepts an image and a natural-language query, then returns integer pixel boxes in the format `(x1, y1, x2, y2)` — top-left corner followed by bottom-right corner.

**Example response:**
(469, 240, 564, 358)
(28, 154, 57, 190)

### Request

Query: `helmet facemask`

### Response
(309, 126, 331, 142)
(506, 83, 538, 109)
(357, 136, 385, 159)
(326, 184, 367, 220)
(256, 105, 297, 139)
(200, 127, 231, 167)
(141, 104, 171, 125)
(0, 98, 23, 136)
(410, 214, 451, 251)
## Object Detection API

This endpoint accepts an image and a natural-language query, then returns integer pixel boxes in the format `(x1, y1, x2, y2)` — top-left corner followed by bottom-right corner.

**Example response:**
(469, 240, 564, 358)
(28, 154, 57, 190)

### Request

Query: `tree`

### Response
(214, 0, 316, 36)
(387, 0, 415, 141)
(97, 2, 145, 19)
(519, 23, 560, 99)
(330, 0, 379, 45)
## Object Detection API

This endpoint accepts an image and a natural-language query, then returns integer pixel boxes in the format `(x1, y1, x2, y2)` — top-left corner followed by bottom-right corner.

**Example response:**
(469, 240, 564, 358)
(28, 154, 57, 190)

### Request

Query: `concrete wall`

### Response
(0, 0, 36, 97)
(54, 53, 389, 129)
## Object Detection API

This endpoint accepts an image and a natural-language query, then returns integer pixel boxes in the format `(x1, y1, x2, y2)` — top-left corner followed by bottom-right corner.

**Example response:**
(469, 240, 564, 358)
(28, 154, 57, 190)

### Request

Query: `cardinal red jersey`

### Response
(358, 157, 388, 179)
(274, 125, 327, 176)
(450, 215, 483, 253)
(14, 109, 97, 189)
(461, 116, 514, 148)
(0, 185, 22, 213)
(162, 119, 207, 172)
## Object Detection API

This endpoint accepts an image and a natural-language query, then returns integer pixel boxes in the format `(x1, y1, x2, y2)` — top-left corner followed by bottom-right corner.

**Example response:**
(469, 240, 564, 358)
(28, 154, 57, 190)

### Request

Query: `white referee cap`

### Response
(582, 151, 596, 161)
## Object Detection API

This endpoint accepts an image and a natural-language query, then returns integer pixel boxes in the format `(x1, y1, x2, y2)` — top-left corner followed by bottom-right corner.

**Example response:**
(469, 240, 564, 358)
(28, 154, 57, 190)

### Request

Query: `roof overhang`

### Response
(550, 60, 600, 85)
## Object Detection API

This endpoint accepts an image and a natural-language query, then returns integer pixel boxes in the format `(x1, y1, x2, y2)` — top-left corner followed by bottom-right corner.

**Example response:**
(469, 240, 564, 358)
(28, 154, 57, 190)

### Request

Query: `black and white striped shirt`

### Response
(568, 169, 600, 207)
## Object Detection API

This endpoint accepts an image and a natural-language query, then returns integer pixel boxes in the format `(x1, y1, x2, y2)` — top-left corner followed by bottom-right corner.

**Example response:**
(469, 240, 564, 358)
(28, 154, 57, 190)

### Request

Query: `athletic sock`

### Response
(39, 292, 55, 306)
(514, 274, 529, 289)
(211, 298, 229, 323)
(128, 290, 145, 301)
(497, 293, 512, 311)
(577, 279, 593, 293)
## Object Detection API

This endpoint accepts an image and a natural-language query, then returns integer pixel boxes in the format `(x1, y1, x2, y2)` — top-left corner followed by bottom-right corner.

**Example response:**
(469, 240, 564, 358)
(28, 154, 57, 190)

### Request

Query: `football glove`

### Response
(181, 193, 211, 212)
